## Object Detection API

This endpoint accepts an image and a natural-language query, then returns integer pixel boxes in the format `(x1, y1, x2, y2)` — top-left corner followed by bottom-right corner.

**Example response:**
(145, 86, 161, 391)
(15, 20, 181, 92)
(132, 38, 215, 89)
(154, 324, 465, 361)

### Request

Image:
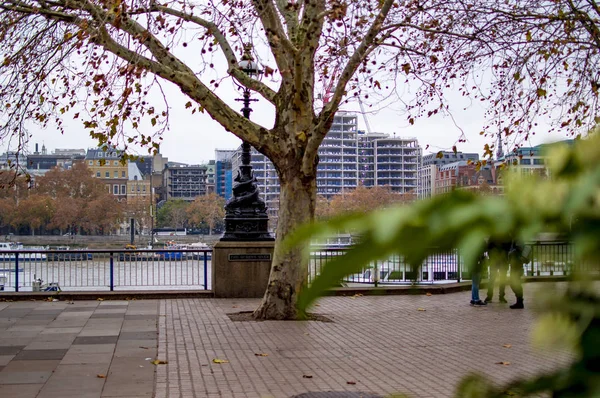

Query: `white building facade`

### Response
(235, 112, 422, 225)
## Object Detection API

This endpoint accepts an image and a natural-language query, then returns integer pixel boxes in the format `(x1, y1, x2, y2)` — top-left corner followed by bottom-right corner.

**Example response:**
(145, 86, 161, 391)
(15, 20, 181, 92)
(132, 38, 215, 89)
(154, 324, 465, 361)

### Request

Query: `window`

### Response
(122, 171, 126, 178)
(120, 185, 126, 195)
(106, 184, 110, 192)
(131, 185, 135, 192)
(105, 171, 110, 178)
(114, 161, 119, 166)
(137, 185, 140, 192)
(96, 172, 101, 177)
(114, 171, 118, 178)
(113, 185, 119, 195)
(142, 186, 146, 192)
(97, 160, 101, 166)
(88, 160, 93, 166)
(533, 158, 545, 165)
(520, 159, 531, 165)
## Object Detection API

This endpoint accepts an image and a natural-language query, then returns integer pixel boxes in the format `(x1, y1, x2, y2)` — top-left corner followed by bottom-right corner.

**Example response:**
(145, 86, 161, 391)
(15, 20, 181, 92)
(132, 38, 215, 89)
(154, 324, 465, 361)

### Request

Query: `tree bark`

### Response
(253, 170, 315, 320)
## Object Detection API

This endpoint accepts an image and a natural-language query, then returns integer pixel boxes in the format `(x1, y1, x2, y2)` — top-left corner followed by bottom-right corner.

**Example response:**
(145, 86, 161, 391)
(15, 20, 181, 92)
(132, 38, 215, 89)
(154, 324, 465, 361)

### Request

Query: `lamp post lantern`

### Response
(221, 46, 273, 241)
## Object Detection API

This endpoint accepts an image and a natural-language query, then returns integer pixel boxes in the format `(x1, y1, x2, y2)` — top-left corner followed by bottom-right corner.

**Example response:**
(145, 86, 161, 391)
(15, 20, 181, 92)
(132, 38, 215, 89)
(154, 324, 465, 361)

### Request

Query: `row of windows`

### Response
(89, 160, 124, 167)
(105, 184, 126, 195)
(95, 171, 126, 178)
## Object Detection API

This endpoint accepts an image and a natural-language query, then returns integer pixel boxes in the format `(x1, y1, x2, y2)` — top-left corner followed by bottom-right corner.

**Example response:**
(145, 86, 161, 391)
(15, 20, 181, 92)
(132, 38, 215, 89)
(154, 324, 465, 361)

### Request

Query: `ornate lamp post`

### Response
(221, 47, 273, 241)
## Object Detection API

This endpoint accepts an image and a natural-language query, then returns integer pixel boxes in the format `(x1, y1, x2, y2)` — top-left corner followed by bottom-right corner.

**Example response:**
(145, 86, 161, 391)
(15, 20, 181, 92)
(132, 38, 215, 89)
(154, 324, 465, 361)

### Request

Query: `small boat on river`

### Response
(0, 242, 47, 262)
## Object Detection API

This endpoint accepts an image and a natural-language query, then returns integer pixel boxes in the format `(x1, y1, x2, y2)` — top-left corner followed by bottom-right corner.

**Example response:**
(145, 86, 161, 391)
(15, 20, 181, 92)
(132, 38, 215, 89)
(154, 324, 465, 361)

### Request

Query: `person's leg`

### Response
(509, 262, 524, 309)
(471, 271, 486, 306)
(498, 265, 508, 303)
(485, 265, 496, 302)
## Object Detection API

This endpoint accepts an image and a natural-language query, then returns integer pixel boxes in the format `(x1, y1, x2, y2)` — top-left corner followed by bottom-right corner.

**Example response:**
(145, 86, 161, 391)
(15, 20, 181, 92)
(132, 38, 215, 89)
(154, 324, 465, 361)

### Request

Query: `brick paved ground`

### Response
(155, 282, 575, 398)
(0, 299, 158, 398)
(0, 283, 578, 398)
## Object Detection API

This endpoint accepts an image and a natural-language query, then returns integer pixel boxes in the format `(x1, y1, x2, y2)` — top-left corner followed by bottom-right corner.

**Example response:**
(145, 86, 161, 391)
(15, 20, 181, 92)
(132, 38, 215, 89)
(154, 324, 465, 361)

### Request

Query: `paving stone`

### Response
(0, 355, 15, 366)
(66, 344, 116, 354)
(14, 349, 68, 361)
(25, 341, 74, 350)
(78, 328, 121, 337)
(124, 315, 157, 321)
(60, 351, 114, 365)
(0, 308, 33, 318)
(0, 370, 53, 384)
(37, 363, 109, 398)
(0, 346, 25, 355)
(89, 313, 125, 319)
(0, 383, 44, 397)
(63, 306, 98, 312)
(102, 357, 155, 397)
(118, 331, 157, 340)
(40, 327, 83, 335)
(2, 359, 61, 372)
(73, 336, 119, 345)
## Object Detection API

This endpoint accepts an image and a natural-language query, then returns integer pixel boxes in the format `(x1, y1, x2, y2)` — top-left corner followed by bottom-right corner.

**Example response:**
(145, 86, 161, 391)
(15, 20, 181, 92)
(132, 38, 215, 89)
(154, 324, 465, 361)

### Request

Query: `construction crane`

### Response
(358, 97, 373, 134)
(321, 67, 338, 105)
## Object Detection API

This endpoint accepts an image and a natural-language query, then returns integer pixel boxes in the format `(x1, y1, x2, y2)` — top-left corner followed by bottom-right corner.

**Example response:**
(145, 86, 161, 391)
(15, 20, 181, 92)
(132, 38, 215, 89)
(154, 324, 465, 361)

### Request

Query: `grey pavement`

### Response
(1, 283, 576, 398)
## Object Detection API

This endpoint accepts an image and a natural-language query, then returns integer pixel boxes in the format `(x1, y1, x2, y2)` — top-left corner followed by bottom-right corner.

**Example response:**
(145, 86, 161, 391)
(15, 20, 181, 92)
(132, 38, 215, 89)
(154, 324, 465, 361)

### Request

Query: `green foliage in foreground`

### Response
(285, 135, 600, 397)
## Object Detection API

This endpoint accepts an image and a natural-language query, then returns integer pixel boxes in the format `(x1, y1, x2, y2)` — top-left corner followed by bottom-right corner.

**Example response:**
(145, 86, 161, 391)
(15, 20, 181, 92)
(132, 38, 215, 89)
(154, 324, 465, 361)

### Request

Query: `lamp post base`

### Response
(220, 213, 274, 241)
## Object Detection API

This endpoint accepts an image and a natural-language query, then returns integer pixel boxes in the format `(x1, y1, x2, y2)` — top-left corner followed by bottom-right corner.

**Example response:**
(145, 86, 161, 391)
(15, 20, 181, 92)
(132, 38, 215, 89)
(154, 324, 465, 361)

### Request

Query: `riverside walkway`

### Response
(0, 283, 573, 398)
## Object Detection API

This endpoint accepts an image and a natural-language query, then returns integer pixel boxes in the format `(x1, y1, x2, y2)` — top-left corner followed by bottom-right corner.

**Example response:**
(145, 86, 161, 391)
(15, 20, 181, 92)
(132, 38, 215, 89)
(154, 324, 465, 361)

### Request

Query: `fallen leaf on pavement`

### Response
(495, 361, 511, 366)
(151, 360, 168, 365)
(417, 308, 426, 311)
(302, 375, 313, 379)
(353, 293, 363, 298)
(254, 353, 268, 357)
(212, 359, 229, 364)
(97, 374, 106, 378)
(96, 298, 104, 301)
(503, 344, 512, 348)
(426, 292, 432, 296)
(140, 346, 149, 349)
(232, 305, 238, 308)
(347, 381, 356, 385)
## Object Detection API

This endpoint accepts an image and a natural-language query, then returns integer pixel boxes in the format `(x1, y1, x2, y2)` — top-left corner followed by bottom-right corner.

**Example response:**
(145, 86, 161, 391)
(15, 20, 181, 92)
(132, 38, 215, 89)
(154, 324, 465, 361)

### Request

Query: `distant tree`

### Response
(157, 199, 189, 231)
(186, 193, 225, 235)
(329, 185, 407, 216)
(17, 193, 54, 235)
(314, 195, 332, 220)
(80, 195, 124, 235)
(36, 163, 119, 234)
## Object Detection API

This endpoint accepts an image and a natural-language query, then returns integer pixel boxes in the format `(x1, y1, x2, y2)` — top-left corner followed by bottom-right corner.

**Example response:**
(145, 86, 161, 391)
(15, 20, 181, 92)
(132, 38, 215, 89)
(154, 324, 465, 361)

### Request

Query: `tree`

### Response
(187, 193, 225, 235)
(1, 1, 593, 319)
(17, 193, 54, 235)
(36, 162, 120, 234)
(157, 199, 189, 231)
(329, 185, 408, 216)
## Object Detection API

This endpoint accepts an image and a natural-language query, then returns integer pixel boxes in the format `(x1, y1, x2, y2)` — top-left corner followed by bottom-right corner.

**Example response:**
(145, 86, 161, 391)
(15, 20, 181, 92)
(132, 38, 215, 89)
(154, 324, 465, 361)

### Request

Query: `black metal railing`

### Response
(309, 241, 592, 286)
(0, 248, 211, 292)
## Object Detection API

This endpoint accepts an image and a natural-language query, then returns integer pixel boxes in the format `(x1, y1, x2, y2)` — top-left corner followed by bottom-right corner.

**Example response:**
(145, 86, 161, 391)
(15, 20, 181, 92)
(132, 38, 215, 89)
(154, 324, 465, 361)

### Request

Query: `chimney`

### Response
(35, 143, 39, 155)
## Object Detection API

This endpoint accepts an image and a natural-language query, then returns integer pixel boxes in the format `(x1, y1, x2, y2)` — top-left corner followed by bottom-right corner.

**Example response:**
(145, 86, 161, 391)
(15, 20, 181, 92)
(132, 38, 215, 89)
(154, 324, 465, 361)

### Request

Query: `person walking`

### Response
(485, 239, 510, 304)
(470, 251, 487, 307)
(507, 240, 531, 309)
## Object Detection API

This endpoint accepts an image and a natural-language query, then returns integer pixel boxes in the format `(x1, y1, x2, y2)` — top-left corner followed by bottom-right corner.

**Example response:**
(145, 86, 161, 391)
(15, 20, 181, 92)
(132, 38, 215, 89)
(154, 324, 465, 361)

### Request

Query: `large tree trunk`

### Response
(253, 171, 316, 320)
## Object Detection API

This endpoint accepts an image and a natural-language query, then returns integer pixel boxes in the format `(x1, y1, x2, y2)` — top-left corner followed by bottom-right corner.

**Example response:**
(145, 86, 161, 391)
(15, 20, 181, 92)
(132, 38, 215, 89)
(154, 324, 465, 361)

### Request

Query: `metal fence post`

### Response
(204, 252, 208, 290)
(15, 253, 19, 292)
(109, 252, 114, 291)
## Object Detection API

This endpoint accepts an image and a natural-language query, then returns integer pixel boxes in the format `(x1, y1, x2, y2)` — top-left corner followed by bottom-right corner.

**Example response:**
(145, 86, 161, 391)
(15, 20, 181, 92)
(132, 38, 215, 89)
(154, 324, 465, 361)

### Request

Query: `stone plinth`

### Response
(212, 241, 275, 298)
